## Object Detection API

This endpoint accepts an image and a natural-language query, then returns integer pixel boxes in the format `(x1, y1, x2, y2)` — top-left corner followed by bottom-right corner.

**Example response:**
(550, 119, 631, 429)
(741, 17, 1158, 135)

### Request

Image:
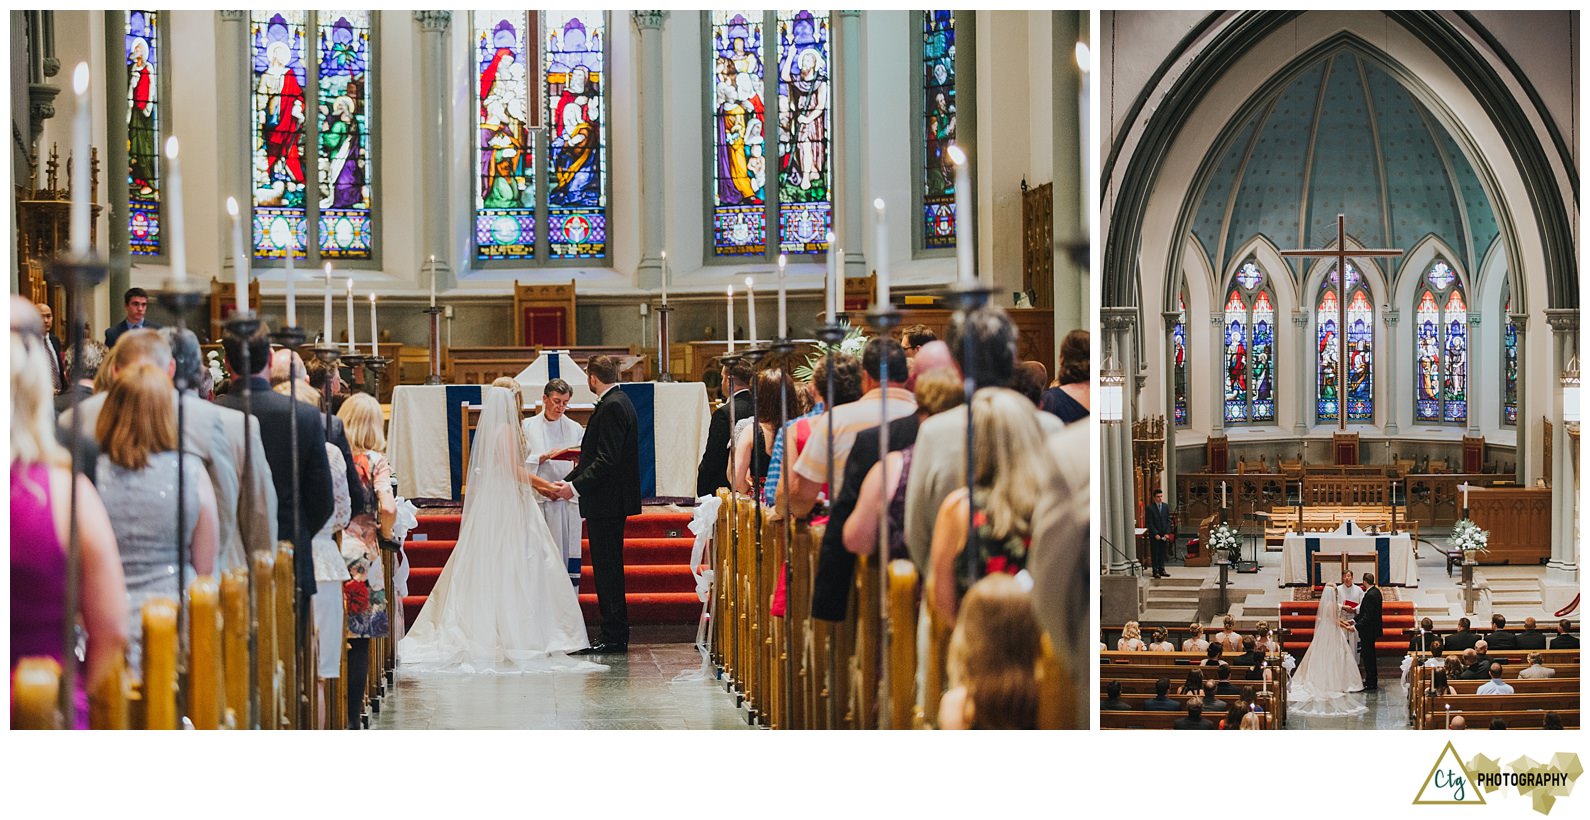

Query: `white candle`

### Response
(660, 249, 669, 307)
(1461, 483, 1469, 510)
(226, 197, 248, 313)
(368, 293, 378, 357)
(322, 263, 333, 343)
(1221, 480, 1227, 508)
(69, 63, 91, 256)
(834, 248, 844, 317)
(948, 144, 973, 284)
(776, 254, 788, 339)
(165, 136, 186, 280)
(345, 278, 356, 352)
(825, 231, 837, 322)
(726, 285, 735, 354)
(284, 240, 297, 327)
(745, 276, 758, 345)
(428, 255, 436, 307)
(873, 198, 890, 308)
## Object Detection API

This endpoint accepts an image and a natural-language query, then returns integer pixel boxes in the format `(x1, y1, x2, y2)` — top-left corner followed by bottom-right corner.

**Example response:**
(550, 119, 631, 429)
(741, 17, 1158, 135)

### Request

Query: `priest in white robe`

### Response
(523, 378, 585, 587)
(1338, 570, 1364, 659)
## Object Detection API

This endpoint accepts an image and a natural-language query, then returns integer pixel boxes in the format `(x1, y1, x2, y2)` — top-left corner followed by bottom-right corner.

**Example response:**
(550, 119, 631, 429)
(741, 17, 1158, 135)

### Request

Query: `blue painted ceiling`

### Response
(1190, 49, 1499, 284)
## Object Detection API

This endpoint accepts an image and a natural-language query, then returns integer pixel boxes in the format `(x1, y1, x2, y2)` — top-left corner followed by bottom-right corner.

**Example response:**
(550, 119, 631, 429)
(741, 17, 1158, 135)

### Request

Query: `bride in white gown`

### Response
(398, 386, 601, 673)
(1288, 583, 1366, 716)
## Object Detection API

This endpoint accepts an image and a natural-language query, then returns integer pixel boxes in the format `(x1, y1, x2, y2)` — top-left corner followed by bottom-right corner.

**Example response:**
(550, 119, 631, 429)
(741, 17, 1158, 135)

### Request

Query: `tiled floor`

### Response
(1286, 679, 1410, 730)
(370, 643, 754, 730)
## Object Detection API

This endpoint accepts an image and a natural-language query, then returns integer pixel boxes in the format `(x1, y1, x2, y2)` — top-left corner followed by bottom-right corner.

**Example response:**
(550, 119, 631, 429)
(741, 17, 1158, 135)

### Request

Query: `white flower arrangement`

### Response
(1208, 522, 1240, 561)
(1450, 519, 1490, 554)
(792, 321, 871, 383)
(205, 350, 227, 385)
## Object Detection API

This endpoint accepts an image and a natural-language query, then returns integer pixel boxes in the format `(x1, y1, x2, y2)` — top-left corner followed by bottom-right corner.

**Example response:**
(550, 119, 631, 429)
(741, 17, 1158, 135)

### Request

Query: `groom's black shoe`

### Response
(584, 642, 628, 655)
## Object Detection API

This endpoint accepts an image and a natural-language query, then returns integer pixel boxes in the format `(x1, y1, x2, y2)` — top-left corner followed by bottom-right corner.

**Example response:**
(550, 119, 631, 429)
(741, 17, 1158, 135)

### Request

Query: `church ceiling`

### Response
(1190, 49, 1499, 283)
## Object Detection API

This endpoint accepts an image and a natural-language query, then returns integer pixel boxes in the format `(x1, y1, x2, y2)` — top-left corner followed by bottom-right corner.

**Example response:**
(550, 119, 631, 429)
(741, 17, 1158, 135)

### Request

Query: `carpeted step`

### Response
(1279, 600, 1416, 656)
(578, 592, 702, 625)
(413, 514, 462, 541)
(577, 564, 697, 595)
(402, 538, 696, 568)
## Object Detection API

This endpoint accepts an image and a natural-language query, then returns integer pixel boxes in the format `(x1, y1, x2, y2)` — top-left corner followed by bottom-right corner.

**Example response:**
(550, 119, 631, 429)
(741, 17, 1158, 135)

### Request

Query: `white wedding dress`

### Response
(398, 387, 600, 673)
(1288, 584, 1367, 716)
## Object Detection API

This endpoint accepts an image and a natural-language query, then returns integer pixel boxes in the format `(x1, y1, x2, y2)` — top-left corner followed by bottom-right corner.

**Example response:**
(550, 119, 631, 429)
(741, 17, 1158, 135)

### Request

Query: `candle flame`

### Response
(225, 197, 238, 217)
(346, 278, 354, 291)
(873, 198, 885, 212)
(946, 144, 966, 166)
(324, 262, 332, 278)
(778, 253, 787, 269)
(1075, 41, 1091, 72)
(745, 276, 754, 289)
(165, 135, 180, 159)
(727, 285, 734, 296)
(369, 292, 376, 303)
(73, 62, 90, 95)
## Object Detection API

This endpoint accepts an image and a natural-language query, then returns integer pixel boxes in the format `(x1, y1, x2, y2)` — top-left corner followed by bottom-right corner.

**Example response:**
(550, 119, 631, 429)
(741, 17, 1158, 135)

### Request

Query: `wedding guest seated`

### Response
(926, 388, 1056, 626)
(1010, 360, 1048, 407)
(55, 339, 105, 414)
(1408, 617, 1443, 654)
(1442, 654, 1465, 684)
(1449, 715, 1468, 730)
(1550, 619, 1579, 649)
(1429, 670, 1457, 696)
(1514, 617, 1547, 650)
(1039, 329, 1090, 423)
(936, 574, 1041, 730)
(1476, 663, 1515, 694)
(1201, 642, 1227, 667)
(1239, 711, 1264, 729)
(95, 363, 219, 670)
(1117, 620, 1147, 652)
(1220, 700, 1249, 730)
(11, 325, 128, 728)
(1147, 628, 1175, 652)
(1177, 670, 1204, 697)
(1489, 718, 1508, 730)
(1233, 637, 1265, 677)
(1100, 680, 1131, 711)
(1199, 682, 1227, 711)
(696, 357, 753, 498)
(1213, 664, 1241, 696)
(1173, 701, 1214, 730)
(1252, 621, 1278, 655)
(898, 323, 937, 368)
(786, 338, 914, 519)
(1471, 640, 1491, 671)
(1142, 677, 1179, 710)
(1182, 623, 1209, 652)
(1543, 712, 1565, 730)
(1518, 653, 1555, 679)
(1457, 648, 1488, 679)
(730, 368, 799, 499)
(1486, 614, 1519, 650)
(1214, 614, 1243, 651)
(1444, 617, 1480, 652)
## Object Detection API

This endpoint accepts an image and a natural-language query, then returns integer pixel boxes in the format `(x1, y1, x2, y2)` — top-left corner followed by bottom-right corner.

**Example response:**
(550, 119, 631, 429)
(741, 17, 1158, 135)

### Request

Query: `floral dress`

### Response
(957, 488, 1032, 598)
(342, 450, 392, 638)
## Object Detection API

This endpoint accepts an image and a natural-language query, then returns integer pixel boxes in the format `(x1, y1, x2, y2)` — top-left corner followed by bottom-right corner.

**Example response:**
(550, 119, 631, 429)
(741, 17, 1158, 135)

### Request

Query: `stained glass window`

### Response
(776, 10, 831, 255)
(544, 11, 607, 259)
(126, 10, 161, 256)
(710, 11, 767, 256)
(316, 11, 371, 259)
(1317, 264, 1374, 422)
(251, 11, 309, 259)
(1223, 259, 1276, 424)
(1414, 258, 1467, 424)
(1173, 290, 1188, 427)
(920, 10, 956, 249)
(475, 11, 536, 260)
(1503, 286, 1518, 426)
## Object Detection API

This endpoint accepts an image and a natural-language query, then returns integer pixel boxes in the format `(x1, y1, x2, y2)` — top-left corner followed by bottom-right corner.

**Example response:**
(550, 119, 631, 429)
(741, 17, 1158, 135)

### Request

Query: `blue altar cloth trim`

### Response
(446, 385, 483, 502)
(1306, 537, 1320, 585)
(621, 383, 658, 498)
(548, 352, 561, 381)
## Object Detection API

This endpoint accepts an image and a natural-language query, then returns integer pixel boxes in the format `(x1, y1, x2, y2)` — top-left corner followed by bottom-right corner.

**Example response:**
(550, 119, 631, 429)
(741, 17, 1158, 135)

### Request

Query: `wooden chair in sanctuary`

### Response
(513, 280, 577, 349)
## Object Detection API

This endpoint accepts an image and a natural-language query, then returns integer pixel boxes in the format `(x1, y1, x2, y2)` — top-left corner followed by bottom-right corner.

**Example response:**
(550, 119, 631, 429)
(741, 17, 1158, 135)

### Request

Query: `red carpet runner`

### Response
(400, 509, 702, 631)
(1279, 597, 1415, 656)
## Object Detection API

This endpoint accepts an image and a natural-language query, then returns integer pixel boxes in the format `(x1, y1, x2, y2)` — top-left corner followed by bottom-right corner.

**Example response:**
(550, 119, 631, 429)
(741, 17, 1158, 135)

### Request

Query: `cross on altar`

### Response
(1281, 214, 1402, 430)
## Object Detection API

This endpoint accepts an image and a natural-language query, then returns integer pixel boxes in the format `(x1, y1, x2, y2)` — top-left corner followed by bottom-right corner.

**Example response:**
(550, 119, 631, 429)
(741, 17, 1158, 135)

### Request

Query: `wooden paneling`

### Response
(1022, 182, 1054, 308)
(1468, 487, 1551, 565)
(1404, 473, 1516, 527)
(445, 345, 539, 385)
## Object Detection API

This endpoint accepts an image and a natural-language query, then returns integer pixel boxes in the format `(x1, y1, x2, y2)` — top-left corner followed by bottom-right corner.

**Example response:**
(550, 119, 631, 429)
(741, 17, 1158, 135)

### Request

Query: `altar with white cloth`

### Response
(1280, 520, 1418, 587)
(388, 381, 710, 501)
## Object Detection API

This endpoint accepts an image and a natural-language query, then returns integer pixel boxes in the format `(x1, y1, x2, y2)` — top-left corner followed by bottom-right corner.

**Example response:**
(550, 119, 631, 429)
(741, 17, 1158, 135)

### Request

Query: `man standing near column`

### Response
(1145, 488, 1173, 578)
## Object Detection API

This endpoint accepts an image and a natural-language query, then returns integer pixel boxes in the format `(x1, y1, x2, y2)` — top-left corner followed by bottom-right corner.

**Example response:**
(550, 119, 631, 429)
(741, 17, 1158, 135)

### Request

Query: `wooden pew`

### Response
(1101, 708, 1277, 730)
(886, 560, 918, 730)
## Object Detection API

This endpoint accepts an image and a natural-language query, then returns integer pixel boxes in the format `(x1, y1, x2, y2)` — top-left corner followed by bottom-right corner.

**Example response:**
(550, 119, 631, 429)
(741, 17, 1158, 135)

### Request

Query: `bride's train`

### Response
(1287, 584, 1368, 717)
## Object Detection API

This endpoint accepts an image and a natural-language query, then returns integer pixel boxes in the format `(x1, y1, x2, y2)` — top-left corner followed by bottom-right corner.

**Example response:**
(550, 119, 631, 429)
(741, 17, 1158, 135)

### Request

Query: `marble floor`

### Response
(370, 643, 754, 730)
(1285, 676, 1410, 730)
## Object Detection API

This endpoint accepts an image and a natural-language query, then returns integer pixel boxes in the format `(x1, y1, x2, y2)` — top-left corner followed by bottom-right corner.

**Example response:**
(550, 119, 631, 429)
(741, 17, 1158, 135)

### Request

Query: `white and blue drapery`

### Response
(1280, 521, 1417, 586)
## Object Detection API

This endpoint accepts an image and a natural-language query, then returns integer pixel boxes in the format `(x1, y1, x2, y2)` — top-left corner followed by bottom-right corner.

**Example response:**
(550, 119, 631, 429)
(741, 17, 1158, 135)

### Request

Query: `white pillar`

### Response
(1103, 307, 1140, 576)
(1382, 308, 1400, 436)
(1209, 311, 1225, 435)
(1545, 309, 1578, 585)
(834, 10, 865, 279)
(415, 12, 454, 288)
(632, 11, 668, 292)
(1292, 309, 1310, 436)
(1162, 309, 1180, 506)
(1467, 313, 1482, 436)
(1051, 11, 1085, 336)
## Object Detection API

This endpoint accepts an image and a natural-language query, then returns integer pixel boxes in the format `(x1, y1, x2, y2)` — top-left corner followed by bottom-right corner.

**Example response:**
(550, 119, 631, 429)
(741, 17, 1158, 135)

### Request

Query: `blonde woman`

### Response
(1182, 623, 1210, 653)
(1117, 620, 1147, 652)
(937, 574, 1043, 729)
(10, 324, 128, 727)
(927, 388, 1059, 625)
(1215, 614, 1244, 652)
(337, 392, 395, 728)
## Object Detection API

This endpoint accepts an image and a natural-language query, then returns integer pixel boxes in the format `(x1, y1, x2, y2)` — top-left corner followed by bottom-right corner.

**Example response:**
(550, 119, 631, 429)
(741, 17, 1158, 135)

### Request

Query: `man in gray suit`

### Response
(61, 328, 277, 570)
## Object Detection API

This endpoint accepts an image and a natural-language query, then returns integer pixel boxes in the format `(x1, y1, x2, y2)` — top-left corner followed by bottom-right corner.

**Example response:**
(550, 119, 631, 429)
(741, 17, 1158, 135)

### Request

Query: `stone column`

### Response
(1382, 308, 1400, 436)
(1545, 308, 1578, 586)
(1161, 309, 1180, 507)
(1209, 312, 1225, 434)
(1467, 312, 1482, 436)
(104, 12, 131, 300)
(1050, 11, 1084, 335)
(834, 9, 865, 278)
(218, 11, 250, 287)
(1292, 309, 1310, 436)
(632, 11, 668, 291)
(1102, 307, 1140, 576)
(1509, 311, 1528, 485)
(415, 12, 454, 288)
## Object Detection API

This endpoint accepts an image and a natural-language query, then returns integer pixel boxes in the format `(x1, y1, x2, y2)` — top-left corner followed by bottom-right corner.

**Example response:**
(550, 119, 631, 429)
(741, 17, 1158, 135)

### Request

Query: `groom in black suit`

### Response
(1355, 572, 1384, 691)
(558, 355, 641, 654)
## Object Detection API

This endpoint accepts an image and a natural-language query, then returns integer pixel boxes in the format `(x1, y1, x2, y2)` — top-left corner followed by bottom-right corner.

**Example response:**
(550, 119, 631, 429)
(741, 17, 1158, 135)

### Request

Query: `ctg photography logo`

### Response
(1414, 741, 1582, 815)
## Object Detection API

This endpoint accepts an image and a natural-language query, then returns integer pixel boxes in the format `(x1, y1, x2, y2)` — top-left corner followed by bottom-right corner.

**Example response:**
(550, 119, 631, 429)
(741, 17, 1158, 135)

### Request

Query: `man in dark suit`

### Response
(1486, 613, 1520, 650)
(215, 323, 333, 598)
(696, 358, 753, 498)
(559, 355, 641, 654)
(1515, 617, 1547, 650)
(54, 339, 104, 414)
(104, 287, 160, 348)
(1355, 572, 1383, 690)
(1444, 617, 1479, 653)
(36, 301, 65, 393)
(1233, 636, 1265, 679)
(1142, 677, 1180, 711)
(1173, 701, 1214, 729)
(1550, 619, 1579, 649)
(1100, 680, 1132, 711)
(1407, 616, 1443, 655)
(1213, 663, 1241, 696)
(1145, 488, 1174, 578)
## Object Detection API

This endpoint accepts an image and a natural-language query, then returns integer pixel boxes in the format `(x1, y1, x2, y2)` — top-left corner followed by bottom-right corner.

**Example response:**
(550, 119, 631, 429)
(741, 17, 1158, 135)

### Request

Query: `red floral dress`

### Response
(957, 488, 1032, 599)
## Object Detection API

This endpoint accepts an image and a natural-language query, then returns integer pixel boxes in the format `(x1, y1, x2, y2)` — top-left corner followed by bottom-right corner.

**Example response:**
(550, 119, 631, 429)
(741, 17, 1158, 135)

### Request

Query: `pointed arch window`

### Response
(1172, 288, 1189, 427)
(250, 10, 375, 261)
(1414, 258, 1468, 424)
(1502, 282, 1519, 426)
(707, 10, 832, 259)
(125, 10, 163, 256)
(919, 10, 957, 249)
(1317, 263, 1374, 422)
(1223, 259, 1276, 424)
